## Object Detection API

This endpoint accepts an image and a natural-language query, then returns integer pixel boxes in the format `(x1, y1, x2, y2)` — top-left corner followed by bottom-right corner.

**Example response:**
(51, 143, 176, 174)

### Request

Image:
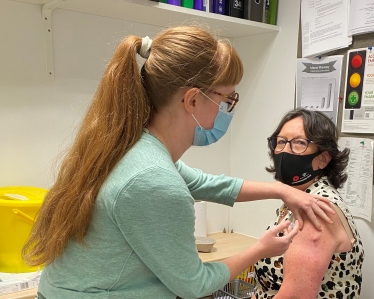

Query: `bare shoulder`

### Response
(299, 206, 350, 250)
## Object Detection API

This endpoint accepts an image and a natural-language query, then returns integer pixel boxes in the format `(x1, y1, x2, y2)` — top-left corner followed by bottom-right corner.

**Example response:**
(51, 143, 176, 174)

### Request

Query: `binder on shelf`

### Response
(182, 0, 194, 8)
(194, 0, 204, 10)
(264, 0, 270, 23)
(226, 0, 244, 19)
(268, 0, 278, 25)
(203, 0, 207, 11)
(244, 0, 264, 22)
(203, 0, 213, 12)
(212, 0, 225, 15)
(168, 0, 181, 5)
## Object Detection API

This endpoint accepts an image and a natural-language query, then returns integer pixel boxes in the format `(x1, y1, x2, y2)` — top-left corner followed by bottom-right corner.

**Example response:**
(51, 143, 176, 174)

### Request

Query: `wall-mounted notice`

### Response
(301, 0, 351, 58)
(338, 137, 373, 222)
(348, 0, 374, 36)
(342, 47, 374, 133)
(296, 55, 343, 124)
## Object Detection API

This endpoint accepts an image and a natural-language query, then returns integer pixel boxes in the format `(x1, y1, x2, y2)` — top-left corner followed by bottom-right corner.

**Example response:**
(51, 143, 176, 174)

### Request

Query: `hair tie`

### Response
(139, 36, 152, 59)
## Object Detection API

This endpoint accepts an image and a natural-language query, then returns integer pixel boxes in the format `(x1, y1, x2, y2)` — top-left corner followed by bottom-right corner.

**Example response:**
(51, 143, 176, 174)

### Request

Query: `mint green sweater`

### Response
(39, 132, 243, 299)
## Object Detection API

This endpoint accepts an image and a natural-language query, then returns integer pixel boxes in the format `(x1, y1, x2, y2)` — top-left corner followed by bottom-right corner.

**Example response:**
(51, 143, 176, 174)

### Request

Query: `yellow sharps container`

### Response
(0, 186, 48, 273)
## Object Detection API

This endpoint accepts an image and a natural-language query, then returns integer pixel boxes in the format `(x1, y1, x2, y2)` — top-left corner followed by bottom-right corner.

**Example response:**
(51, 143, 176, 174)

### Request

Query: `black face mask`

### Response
(273, 151, 321, 186)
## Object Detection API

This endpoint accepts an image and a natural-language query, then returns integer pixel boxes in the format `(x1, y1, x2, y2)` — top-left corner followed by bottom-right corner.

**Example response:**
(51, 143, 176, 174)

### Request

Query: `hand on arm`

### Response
(277, 182, 335, 230)
(236, 180, 335, 230)
(222, 220, 299, 281)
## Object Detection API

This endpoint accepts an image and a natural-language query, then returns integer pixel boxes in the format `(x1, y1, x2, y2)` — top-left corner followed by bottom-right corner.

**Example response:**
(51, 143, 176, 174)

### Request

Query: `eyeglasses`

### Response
(267, 136, 315, 154)
(207, 90, 239, 113)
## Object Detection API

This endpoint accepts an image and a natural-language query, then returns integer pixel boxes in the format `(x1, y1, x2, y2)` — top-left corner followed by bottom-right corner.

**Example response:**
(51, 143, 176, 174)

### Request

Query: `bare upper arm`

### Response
(273, 210, 348, 299)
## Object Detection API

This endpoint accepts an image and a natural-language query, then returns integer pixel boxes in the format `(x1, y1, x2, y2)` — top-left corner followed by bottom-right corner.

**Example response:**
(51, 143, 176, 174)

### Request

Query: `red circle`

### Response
(292, 176, 299, 182)
(351, 54, 362, 69)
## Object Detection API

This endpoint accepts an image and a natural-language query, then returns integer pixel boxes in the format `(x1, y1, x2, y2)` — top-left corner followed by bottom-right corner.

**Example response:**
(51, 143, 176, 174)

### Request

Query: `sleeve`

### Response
(113, 166, 230, 299)
(175, 160, 243, 207)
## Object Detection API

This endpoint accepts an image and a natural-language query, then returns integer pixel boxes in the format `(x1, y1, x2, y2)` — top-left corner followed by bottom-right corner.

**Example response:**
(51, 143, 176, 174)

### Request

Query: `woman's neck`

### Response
(147, 116, 191, 163)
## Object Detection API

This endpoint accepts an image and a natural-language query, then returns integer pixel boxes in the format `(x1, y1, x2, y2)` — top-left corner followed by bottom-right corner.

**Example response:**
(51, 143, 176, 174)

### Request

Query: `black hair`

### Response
(266, 108, 350, 189)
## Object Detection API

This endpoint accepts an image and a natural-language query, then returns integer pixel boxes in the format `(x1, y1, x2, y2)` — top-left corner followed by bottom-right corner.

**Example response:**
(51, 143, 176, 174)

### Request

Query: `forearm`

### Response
(176, 160, 243, 205)
(221, 244, 263, 281)
(236, 180, 287, 202)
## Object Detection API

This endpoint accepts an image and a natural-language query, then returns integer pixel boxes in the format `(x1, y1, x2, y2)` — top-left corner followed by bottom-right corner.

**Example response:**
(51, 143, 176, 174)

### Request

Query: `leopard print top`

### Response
(254, 177, 364, 299)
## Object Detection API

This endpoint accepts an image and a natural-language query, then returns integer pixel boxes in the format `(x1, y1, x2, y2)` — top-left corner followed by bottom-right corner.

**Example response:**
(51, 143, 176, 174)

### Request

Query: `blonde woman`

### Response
(24, 26, 333, 299)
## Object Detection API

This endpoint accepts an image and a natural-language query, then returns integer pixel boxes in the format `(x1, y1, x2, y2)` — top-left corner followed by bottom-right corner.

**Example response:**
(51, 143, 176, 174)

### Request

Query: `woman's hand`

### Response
(279, 182, 335, 230)
(255, 220, 299, 259)
(222, 220, 299, 281)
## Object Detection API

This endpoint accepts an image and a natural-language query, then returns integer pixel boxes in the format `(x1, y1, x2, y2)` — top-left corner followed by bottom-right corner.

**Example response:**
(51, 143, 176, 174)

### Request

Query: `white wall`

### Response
(0, 1, 161, 187)
(229, 0, 301, 237)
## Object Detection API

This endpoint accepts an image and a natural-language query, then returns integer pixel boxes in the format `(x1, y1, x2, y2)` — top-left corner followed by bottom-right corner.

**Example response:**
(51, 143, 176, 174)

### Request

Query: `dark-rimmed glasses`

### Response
(207, 90, 239, 112)
(268, 136, 315, 154)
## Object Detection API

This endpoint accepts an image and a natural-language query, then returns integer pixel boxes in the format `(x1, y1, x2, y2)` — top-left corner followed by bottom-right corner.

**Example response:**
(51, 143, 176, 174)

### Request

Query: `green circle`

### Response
(348, 91, 359, 106)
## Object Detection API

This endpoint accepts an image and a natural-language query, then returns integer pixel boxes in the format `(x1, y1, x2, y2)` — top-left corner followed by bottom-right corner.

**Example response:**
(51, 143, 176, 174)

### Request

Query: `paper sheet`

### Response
(300, 78, 335, 111)
(338, 137, 373, 222)
(301, 0, 352, 58)
(348, 0, 374, 36)
(296, 55, 343, 124)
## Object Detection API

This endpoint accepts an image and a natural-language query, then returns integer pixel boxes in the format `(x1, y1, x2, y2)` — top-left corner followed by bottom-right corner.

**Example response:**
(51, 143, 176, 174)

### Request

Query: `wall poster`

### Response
(296, 55, 343, 124)
(342, 47, 374, 133)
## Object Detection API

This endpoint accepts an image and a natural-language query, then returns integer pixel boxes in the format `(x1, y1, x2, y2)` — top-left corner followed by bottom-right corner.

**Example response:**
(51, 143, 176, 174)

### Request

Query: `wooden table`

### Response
(1, 232, 257, 299)
(198, 232, 257, 262)
(0, 288, 36, 299)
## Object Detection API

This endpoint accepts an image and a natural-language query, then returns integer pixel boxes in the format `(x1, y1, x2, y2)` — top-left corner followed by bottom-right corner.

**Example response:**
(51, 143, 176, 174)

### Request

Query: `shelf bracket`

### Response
(42, 0, 63, 80)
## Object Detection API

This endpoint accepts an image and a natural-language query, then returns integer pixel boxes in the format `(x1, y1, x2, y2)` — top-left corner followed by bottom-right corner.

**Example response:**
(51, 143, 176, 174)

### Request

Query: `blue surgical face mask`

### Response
(192, 93, 234, 146)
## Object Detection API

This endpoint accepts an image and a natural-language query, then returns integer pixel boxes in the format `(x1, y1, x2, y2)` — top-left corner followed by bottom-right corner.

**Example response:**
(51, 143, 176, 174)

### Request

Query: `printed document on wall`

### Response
(301, 0, 351, 58)
(338, 137, 373, 222)
(348, 0, 374, 36)
(296, 55, 343, 124)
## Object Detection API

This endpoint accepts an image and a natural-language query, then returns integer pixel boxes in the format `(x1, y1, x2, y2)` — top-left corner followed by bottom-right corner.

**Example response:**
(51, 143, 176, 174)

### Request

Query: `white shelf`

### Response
(11, 0, 279, 38)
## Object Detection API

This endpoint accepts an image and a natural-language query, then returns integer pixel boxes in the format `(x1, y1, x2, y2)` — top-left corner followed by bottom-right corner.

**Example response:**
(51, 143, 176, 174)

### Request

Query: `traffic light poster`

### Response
(341, 47, 374, 133)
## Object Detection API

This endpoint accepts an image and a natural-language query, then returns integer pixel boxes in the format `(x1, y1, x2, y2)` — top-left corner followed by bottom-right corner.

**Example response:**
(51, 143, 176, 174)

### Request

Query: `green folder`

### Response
(182, 0, 193, 8)
(269, 0, 278, 25)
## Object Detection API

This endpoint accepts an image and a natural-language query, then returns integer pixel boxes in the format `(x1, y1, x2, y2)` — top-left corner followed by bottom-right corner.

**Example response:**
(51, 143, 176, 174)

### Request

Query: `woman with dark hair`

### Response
(254, 108, 365, 299)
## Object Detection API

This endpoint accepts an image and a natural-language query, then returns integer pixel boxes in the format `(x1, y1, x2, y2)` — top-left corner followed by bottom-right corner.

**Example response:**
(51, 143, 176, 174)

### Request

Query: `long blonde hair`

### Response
(23, 25, 243, 266)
